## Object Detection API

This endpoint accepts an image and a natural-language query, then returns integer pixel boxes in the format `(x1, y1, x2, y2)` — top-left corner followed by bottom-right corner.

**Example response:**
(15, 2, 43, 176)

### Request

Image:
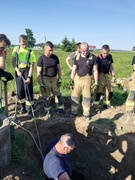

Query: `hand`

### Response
(70, 79, 74, 90)
(4, 71, 14, 81)
(24, 78, 30, 85)
(91, 81, 99, 91)
(112, 76, 116, 83)
(57, 78, 62, 87)
(40, 83, 46, 91)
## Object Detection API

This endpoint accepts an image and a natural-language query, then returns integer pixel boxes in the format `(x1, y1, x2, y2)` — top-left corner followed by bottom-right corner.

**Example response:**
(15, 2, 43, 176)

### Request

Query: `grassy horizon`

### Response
(2, 48, 134, 99)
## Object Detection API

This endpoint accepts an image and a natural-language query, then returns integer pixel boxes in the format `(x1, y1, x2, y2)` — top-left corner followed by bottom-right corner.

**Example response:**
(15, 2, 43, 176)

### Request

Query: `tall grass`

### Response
(3, 48, 135, 98)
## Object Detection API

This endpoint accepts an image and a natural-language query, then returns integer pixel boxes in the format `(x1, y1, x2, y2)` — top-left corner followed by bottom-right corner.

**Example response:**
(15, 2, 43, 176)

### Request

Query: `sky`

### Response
(1, 0, 135, 50)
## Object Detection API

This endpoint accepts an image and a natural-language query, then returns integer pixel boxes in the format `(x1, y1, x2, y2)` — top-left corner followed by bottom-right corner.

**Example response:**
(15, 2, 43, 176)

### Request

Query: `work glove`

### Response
(40, 83, 46, 91)
(112, 76, 116, 83)
(91, 81, 99, 91)
(3, 71, 14, 81)
(57, 78, 62, 87)
(0, 68, 5, 77)
(70, 79, 74, 90)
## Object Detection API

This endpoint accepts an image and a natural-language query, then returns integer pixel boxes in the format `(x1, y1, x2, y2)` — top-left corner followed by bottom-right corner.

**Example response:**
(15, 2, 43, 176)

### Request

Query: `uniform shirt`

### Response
(97, 54, 113, 74)
(12, 46, 36, 63)
(74, 53, 97, 76)
(37, 54, 59, 77)
(132, 55, 135, 65)
(68, 51, 79, 61)
(43, 138, 72, 179)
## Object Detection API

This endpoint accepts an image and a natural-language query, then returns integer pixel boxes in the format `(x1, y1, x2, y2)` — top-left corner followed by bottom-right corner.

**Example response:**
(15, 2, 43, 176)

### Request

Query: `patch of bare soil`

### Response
(1, 94, 135, 180)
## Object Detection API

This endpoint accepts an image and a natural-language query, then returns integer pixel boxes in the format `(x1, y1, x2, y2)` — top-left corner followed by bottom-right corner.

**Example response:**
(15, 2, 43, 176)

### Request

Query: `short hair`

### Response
(0, 34, 11, 47)
(19, 34, 28, 42)
(60, 133, 76, 148)
(102, 44, 110, 51)
(76, 42, 81, 48)
(45, 41, 54, 48)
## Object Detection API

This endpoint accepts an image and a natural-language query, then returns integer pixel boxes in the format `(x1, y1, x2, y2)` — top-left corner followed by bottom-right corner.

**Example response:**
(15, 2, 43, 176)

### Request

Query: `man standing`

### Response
(65, 42, 81, 70)
(37, 41, 66, 116)
(12, 34, 36, 118)
(43, 133, 76, 180)
(70, 42, 98, 120)
(93, 44, 115, 113)
(125, 55, 135, 113)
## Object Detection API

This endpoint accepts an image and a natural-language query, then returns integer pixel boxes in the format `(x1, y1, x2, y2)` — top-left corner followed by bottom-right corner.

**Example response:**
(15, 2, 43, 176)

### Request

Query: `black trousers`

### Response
(16, 68, 33, 104)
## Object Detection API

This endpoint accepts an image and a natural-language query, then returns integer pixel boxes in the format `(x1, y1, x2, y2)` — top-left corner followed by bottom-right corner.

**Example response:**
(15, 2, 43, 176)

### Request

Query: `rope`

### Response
(19, 77, 44, 161)
(10, 121, 44, 161)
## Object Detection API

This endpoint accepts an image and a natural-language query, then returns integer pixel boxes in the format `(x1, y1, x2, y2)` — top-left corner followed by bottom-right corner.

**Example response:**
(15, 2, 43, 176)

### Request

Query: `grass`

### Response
(1, 48, 133, 104)
(3, 48, 134, 94)
(111, 87, 128, 105)
(11, 132, 43, 179)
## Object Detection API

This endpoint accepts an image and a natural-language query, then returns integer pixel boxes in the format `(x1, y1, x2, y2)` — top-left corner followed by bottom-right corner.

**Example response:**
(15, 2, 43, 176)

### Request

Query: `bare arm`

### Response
(37, 66, 43, 84)
(12, 57, 22, 77)
(110, 64, 115, 77)
(58, 172, 71, 180)
(28, 63, 34, 77)
(57, 64, 61, 79)
(65, 56, 73, 70)
(0, 49, 6, 70)
(93, 64, 98, 82)
(24, 63, 34, 85)
(70, 65, 76, 80)
(0, 57, 5, 70)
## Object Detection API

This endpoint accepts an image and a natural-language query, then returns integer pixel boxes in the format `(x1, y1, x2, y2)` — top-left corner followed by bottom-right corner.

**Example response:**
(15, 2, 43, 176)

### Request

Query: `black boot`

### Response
(28, 109, 33, 119)
(26, 105, 34, 119)
(57, 108, 67, 116)
(19, 103, 27, 114)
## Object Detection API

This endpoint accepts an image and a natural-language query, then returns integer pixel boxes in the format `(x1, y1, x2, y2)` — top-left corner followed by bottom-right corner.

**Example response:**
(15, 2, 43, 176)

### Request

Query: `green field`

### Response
(2, 48, 135, 100)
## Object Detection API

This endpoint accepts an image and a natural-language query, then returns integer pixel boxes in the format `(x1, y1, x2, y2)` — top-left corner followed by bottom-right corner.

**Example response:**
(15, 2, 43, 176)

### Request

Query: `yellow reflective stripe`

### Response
(93, 101, 99, 105)
(57, 105, 64, 109)
(26, 100, 34, 106)
(126, 101, 134, 106)
(83, 106, 90, 111)
(103, 100, 110, 105)
(19, 99, 26, 103)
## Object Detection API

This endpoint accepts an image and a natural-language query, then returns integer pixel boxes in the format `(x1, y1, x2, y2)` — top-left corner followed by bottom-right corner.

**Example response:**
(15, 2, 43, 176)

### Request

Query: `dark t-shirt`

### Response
(74, 53, 97, 76)
(97, 54, 113, 74)
(132, 55, 135, 65)
(43, 138, 72, 179)
(68, 51, 78, 60)
(37, 54, 59, 77)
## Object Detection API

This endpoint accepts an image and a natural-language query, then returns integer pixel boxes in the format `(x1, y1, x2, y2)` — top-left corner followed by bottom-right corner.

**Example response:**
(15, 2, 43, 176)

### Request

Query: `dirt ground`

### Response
(1, 93, 135, 180)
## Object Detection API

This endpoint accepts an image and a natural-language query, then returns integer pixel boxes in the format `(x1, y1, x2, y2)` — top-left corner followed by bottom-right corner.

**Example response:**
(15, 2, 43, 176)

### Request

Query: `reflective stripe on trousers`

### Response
(125, 90, 135, 112)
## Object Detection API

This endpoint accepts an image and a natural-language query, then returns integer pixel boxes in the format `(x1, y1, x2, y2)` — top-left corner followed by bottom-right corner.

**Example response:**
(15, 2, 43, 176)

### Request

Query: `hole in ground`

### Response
(72, 170, 87, 180)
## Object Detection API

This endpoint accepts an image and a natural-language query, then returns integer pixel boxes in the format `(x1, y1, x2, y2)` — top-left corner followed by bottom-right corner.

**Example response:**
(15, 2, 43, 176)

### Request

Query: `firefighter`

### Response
(93, 44, 115, 113)
(70, 42, 98, 120)
(65, 42, 81, 70)
(12, 34, 36, 118)
(37, 41, 66, 116)
(125, 55, 135, 113)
